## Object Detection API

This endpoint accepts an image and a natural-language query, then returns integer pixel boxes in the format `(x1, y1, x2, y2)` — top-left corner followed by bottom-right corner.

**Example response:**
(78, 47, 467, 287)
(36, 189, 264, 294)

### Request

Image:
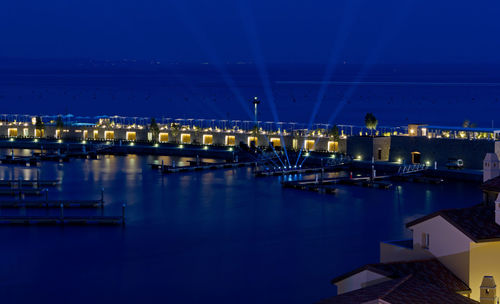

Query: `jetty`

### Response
(0, 188, 44, 196)
(0, 155, 38, 166)
(0, 179, 60, 188)
(150, 160, 258, 173)
(283, 175, 393, 192)
(0, 203, 126, 225)
(0, 215, 124, 225)
(0, 199, 103, 208)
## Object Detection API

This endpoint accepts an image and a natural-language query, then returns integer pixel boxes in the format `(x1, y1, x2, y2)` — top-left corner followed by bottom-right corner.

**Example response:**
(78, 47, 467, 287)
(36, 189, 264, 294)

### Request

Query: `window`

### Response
(8, 128, 18, 137)
(225, 135, 235, 146)
(270, 138, 281, 147)
(181, 133, 191, 144)
(304, 140, 315, 151)
(104, 131, 114, 140)
(159, 133, 169, 143)
(421, 233, 430, 249)
(203, 134, 213, 145)
(248, 136, 257, 147)
(328, 141, 338, 152)
(126, 132, 136, 141)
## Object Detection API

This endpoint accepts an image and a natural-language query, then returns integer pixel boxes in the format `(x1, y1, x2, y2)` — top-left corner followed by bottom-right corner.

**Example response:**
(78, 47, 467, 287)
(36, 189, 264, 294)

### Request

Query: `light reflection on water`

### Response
(0, 149, 483, 304)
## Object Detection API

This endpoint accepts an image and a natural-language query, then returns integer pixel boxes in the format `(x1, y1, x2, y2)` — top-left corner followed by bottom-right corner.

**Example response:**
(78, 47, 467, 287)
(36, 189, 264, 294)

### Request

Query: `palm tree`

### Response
(35, 116, 44, 137)
(364, 113, 378, 136)
(170, 123, 180, 143)
(149, 118, 159, 142)
(328, 125, 340, 141)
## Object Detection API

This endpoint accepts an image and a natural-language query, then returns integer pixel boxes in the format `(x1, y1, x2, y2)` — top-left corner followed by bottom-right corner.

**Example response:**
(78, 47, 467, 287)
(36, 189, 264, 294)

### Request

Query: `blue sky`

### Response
(1, 0, 499, 64)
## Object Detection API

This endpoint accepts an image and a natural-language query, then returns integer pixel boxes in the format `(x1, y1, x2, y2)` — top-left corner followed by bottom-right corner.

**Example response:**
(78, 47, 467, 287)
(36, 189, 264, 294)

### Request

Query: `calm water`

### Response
(0, 149, 482, 303)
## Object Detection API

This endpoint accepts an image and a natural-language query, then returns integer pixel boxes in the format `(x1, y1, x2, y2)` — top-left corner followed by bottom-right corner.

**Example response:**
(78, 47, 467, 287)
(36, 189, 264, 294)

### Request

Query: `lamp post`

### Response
(253, 96, 260, 128)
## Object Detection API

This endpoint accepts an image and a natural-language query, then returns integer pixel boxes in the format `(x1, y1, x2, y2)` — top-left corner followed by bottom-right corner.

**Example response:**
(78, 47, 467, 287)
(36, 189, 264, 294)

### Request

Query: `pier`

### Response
(150, 159, 258, 173)
(0, 199, 103, 208)
(0, 179, 60, 187)
(0, 215, 124, 225)
(0, 203, 126, 225)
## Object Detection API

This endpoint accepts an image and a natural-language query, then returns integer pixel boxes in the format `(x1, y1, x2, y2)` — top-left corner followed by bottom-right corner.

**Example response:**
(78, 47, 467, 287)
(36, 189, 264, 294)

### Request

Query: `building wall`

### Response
(469, 241, 500, 301)
(409, 216, 472, 285)
(335, 270, 390, 295)
(0, 125, 347, 151)
(373, 137, 391, 161)
(346, 136, 374, 161)
(389, 136, 494, 169)
(379, 241, 432, 263)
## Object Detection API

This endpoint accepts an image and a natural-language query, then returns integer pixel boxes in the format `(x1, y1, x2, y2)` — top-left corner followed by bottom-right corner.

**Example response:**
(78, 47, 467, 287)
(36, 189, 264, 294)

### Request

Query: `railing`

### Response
(0, 113, 407, 136)
(397, 163, 427, 175)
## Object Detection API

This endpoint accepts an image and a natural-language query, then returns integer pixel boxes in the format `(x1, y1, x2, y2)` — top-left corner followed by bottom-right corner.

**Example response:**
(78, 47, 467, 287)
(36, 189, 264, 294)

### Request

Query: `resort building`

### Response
(319, 159, 500, 303)
(0, 115, 347, 153)
(0, 115, 498, 169)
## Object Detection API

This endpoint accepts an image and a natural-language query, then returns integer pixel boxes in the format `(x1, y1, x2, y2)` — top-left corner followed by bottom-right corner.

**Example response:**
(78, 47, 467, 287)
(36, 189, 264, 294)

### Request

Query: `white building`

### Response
(319, 162, 500, 303)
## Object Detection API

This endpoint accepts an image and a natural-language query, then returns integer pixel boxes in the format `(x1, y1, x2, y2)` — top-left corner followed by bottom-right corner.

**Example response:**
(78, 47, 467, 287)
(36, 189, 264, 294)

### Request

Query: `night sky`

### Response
(1, 0, 499, 64)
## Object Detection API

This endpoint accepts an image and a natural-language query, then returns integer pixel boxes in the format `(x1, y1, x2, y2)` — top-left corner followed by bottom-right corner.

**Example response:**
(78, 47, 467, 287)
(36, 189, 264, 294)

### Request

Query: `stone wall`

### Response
(389, 136, 494, 170)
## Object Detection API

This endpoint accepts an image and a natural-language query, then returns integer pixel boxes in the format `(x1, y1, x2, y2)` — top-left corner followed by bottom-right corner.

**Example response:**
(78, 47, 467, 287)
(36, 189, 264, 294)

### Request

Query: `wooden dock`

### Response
(0, 199, 103, 208)
(0, 215, 124, 225)
(0, 203, 126, 225)
(0, 188, 43, 196)
(0, 156, 38, 166)
(282, 175, 393, 191)
(0, 179, 60, 187)
(150, 161, 257, 173)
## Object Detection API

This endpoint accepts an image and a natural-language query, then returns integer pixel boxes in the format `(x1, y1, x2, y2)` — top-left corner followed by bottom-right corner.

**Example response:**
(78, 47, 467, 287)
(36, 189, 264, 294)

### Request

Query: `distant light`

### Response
(305, 152, 310, 157)
(130, 142, 135, 146)
(179, 145, 184, 149)
(57, 139, 62, 143)
(357, 155, 362, 160)
(34, 139, 38, 143)
(397, 158, 402, 163)
(203, 146, 208, 150)
(154, 143, 159, 148)
(228, 148, 233, 151)
(82, 140, 87, 144)
(9, 138, 14, 142)
(426, 161, 430, 166)
(331, 154, 336, 158)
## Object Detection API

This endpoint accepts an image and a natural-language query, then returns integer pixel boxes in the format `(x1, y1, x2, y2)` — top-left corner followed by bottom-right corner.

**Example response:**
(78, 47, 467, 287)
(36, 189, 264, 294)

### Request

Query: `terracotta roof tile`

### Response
(481, 175, 500, 192)
(406, 203, 500, 242)
(321, 259, 475, 304)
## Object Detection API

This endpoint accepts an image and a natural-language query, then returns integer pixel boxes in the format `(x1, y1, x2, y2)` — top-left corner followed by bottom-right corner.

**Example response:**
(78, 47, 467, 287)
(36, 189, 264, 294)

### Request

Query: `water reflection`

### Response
(0, 148, 484, 304)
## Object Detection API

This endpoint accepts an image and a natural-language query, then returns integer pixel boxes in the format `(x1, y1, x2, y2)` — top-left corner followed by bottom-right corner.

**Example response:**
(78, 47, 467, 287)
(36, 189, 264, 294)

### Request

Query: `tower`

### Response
(484, 153, 500, 182)
(480, 276, 497, 304)
(253, 96, 260, 127)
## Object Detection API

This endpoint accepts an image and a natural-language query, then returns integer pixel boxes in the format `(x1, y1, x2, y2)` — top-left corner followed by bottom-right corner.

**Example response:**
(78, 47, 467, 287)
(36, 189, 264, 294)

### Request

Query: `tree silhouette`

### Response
(149, 117, 159, 142)
(364, 113, 378, 136)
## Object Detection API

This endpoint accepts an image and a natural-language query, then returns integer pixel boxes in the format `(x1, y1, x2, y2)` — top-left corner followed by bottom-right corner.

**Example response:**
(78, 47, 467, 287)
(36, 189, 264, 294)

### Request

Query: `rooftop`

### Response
(406, 203, 500, 242)
(321, 259, 475, 304)
(481, 175, 500, 192)
(419, 125, 499, 133)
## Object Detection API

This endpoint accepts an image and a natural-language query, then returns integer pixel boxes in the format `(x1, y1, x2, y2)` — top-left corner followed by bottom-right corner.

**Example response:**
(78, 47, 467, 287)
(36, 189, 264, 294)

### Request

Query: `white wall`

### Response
(410, 216, 472, 284)
(335, 270, 390, 295)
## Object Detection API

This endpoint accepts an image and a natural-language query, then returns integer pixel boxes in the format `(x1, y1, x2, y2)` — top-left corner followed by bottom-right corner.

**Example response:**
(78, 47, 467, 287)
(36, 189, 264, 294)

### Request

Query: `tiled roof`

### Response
(481, 175, 500, 192)
(331, 259, 469, 292)
(321, 259, 476, 304)
(319, 275, 478, 304)
(406, 203, 500, 242)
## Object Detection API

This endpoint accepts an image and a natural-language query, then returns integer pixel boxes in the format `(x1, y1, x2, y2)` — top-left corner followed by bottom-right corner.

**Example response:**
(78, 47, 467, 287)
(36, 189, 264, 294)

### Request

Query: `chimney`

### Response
(484, 153, 500, 182)
(480, 276, 497, 304)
